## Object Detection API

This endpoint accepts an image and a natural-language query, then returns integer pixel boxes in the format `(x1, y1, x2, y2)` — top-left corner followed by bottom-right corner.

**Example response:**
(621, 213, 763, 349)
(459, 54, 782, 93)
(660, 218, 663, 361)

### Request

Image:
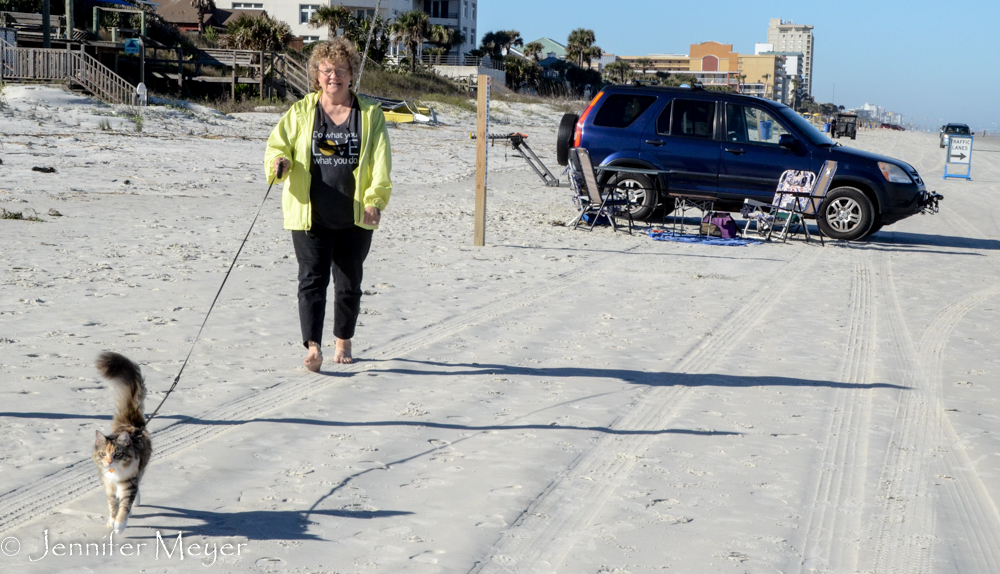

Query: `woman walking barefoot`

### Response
(264, 38, 392, 370)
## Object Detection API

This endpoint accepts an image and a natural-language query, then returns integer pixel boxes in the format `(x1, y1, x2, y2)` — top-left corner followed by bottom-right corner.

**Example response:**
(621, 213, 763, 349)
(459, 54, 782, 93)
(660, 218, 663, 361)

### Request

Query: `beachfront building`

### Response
(523, 37, 567, 61)
(765, 18, 813, 96)
(687, 41, 740, 89)
(617, 54, 690, 75)
(737, 53, 787, 102)
(160, 1, 480, 57)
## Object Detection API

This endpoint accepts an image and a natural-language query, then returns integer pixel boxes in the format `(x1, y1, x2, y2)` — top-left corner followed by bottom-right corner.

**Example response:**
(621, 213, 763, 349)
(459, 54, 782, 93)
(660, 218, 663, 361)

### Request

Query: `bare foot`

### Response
(333, 338, 353, 364)
(304, 342, 322, 372)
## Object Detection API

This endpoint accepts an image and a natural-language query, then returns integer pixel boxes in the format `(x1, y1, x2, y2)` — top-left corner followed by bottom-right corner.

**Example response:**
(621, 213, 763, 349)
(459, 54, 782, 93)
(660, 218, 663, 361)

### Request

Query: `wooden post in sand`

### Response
(474, 74, 490, 247)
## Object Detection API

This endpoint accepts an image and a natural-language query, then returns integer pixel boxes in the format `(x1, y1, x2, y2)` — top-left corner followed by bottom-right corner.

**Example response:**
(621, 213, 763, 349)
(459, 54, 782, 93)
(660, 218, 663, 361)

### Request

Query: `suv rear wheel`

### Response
(608, 172, 657, 221)
(818, 187, 874, 241)
(556, 113, 578, 166)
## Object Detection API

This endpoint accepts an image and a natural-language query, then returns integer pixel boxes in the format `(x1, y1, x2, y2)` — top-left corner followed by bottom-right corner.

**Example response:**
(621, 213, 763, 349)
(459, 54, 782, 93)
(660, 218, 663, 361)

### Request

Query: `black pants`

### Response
(292, 226, 373, 347)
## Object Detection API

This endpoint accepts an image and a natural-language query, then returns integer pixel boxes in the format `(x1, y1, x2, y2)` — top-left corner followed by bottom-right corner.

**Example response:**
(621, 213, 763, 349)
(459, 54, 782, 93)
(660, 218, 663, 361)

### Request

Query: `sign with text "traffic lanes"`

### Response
(947, 136, 973, 164)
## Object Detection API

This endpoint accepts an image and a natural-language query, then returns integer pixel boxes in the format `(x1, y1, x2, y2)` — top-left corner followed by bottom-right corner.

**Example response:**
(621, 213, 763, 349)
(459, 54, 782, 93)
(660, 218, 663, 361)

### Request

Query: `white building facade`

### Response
(765, 19, 813, 96)
(231, 0, 478, 56)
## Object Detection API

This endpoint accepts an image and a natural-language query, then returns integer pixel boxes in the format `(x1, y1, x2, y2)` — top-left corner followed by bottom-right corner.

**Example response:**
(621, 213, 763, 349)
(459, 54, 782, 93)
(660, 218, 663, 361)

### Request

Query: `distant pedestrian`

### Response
(264, 38, 393, 371)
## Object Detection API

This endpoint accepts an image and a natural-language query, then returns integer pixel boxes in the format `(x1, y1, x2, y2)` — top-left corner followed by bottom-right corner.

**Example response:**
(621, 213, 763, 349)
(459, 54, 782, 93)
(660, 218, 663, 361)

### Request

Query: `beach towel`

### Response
(648, 229, 760, 246)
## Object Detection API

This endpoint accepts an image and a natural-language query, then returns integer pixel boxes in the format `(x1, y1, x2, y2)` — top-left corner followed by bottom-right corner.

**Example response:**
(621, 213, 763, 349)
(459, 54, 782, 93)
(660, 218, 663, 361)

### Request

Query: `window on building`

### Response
(299, 4, 319, 24)
(302, 36, 320, 44)
(472, 3, 476, 19)
(471, 29, 475, 45)
(423, 1, 451, 18)
(356, 9, 374, 19)
(232, 2, 263, 8)
(464, 1, 468, 17)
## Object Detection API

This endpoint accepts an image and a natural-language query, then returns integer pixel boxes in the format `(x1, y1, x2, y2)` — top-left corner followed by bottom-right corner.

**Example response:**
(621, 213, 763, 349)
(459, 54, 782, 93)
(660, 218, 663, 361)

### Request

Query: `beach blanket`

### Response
(648, 229, 761, 246)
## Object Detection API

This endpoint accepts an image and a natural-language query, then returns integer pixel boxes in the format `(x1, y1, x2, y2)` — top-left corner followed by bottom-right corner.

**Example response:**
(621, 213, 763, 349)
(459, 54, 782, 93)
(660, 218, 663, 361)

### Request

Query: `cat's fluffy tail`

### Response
(96, 352, 146, 428)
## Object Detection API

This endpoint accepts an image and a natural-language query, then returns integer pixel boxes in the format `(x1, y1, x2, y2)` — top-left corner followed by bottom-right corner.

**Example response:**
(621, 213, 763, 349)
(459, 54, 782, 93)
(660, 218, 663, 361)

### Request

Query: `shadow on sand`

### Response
(131, 505, 413, 541)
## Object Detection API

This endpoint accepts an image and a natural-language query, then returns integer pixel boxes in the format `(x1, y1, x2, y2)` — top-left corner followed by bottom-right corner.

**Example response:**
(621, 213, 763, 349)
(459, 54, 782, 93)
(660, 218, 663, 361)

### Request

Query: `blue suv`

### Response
(556, 85, 940, 240)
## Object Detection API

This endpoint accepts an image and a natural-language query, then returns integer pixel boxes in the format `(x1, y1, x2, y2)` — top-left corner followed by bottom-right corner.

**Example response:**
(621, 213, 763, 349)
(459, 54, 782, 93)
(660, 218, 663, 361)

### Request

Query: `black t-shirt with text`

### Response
(310, 97, 361, 229)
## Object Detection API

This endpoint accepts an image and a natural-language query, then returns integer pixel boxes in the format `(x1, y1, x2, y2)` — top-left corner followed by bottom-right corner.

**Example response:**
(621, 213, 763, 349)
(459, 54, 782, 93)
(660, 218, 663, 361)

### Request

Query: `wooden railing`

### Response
(0, 40, 69, 81)
(70, 49, 135, 105)
(0, 39, 135, 105)
(267, 52, 309, 99)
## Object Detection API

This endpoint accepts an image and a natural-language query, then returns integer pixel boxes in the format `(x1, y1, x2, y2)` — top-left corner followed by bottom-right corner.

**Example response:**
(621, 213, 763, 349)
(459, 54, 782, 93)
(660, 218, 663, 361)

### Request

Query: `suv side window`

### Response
(593, 94, 657, 128)
(726, 104, 788, 145)
(655, 100, 673, 135)
(670, 99, 715, 139)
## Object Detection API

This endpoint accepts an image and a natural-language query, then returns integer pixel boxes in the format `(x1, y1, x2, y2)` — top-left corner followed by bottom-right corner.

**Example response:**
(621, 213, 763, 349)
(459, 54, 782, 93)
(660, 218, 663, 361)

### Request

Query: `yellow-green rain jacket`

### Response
(264, 91, 392, 230)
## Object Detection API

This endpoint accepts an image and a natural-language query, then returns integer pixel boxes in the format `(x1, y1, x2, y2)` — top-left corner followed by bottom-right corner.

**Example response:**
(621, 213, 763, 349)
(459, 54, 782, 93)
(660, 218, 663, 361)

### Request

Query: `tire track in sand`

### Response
(470, 252, 816, 574)
(922, 286, 1000, 573)
(912, 205, 1000, 572)
(0, 244, 641, 536)
(865, 237, 1000, 573)
(791, 256, 877, 574)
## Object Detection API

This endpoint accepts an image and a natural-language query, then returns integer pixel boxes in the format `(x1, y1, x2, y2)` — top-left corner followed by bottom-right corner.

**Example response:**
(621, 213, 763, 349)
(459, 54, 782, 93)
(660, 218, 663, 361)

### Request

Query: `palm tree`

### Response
(604, 60, 632, 84)
(582, 45, 603, 69)
(634, 57, 653, 76)
(566, 28, 596, 67)
(523, 40, 544, 62)
(427, 24, 464, 59)
(191, 0, 216, 42)
(390, 10, 430, 73)
(220, 13, 291, 51)
(344, 14, 391, 66)
(762, 73, 771, 98)
(479, 30, 522, 59)
(497, 29, 523, 56)
(309, 5, 351, 41)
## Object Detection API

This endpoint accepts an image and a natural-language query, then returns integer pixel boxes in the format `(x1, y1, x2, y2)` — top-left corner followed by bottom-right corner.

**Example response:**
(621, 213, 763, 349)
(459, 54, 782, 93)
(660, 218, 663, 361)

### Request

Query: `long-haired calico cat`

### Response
(92, 352, 152, 533)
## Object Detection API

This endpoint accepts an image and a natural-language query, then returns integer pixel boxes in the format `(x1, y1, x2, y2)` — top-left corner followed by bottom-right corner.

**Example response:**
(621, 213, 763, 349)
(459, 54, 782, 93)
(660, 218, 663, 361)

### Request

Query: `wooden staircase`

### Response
(1, 39, 136, 105)
(267, 52, 309, 100)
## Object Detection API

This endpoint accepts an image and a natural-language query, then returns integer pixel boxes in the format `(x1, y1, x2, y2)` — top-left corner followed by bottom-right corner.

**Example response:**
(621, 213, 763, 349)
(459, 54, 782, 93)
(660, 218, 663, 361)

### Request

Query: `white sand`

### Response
(1, 84, 999, 573)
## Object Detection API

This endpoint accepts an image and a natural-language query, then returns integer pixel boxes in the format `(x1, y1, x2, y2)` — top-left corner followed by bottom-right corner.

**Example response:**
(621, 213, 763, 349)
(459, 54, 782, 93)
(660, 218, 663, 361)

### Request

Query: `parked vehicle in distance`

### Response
(832, 113, 857, 140)
(940, 123, 971, 148)
(557, 85, 940, 241)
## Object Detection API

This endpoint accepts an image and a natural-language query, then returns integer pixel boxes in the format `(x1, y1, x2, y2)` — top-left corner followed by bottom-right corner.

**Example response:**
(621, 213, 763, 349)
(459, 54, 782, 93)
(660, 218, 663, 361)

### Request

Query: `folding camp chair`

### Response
(567, 148, 634, 234)
(742, 160, 838, 243)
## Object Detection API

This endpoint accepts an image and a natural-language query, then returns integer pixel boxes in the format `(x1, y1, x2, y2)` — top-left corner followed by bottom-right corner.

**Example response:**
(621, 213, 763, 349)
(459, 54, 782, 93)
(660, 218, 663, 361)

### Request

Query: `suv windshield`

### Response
(773, 105, 834, 146)
(945, 125, 970, 134)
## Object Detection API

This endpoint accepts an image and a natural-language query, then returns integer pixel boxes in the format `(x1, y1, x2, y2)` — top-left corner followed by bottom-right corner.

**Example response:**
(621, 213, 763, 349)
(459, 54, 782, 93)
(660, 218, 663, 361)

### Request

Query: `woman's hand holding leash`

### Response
(272, 158, 290, 181)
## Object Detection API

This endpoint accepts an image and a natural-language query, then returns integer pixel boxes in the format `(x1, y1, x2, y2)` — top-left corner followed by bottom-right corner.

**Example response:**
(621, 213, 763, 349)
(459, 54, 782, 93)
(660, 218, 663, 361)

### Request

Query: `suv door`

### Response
(718, 102, 813, 202)
(640, 97, 720, 198)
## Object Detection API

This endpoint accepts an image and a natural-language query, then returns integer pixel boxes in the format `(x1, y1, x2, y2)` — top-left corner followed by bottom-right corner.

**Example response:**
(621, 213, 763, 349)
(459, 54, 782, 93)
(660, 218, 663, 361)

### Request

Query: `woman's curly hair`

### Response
(308, 38, 362, 91)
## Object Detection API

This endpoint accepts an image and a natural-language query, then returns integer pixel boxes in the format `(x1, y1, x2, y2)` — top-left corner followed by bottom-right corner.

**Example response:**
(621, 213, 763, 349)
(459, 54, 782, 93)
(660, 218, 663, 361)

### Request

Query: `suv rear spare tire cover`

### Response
(818, 186, 875, 241)
(556, 113, 578, 167)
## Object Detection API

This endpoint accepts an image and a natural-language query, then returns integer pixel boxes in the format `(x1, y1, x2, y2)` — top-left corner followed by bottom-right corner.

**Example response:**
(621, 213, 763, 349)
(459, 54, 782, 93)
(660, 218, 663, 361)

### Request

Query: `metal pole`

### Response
(140, 38, 145, 90)
(354, 0, 382, 92)
(42, 0, 51, 48)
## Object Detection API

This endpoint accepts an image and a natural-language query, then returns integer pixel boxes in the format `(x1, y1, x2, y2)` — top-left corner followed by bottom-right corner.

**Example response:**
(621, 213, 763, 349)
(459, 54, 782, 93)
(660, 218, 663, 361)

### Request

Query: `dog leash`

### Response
(145, 163, 286, 423)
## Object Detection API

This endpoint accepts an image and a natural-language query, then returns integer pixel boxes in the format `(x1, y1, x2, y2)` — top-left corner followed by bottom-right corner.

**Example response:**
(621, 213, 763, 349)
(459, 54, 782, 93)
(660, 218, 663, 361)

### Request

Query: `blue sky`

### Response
(480, 0, 999, 131)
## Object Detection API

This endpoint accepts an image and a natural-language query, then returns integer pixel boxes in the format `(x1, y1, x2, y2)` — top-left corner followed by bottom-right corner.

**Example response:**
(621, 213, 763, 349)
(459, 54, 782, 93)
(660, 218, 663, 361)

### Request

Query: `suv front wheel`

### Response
(818, 187, 874, 241)
(607, 172, 657, 221)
